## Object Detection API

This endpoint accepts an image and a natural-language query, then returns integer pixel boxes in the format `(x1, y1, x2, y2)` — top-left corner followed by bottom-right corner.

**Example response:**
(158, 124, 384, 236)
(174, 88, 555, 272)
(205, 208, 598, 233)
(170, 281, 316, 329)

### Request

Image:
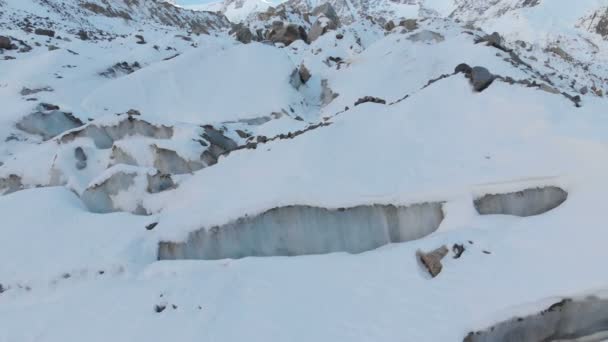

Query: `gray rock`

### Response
(308, 3, 340, 42)
(320, 79, 339, 106)
(417, 245, 449, 278)
(354, 96, 386, 106)
(454, 63, 473, 75)
(0, 35, 13, 50)
(399, 19, 418, 31)
(384, 20, 395, 31)
(268, 23, 308, 46)
(470, 66, 494, 92)
(230, 23, 254, 44)
(34, 28, 55, 37)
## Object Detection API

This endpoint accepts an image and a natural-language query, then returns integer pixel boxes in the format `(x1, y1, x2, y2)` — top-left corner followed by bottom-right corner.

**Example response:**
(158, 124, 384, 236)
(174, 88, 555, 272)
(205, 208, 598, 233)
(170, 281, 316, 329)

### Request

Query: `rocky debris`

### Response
(464, 297, 608, 342)
(452, 244, 465, 259)
(99, 61, 141, 78)
(77, 30, 89, 40)
(299, 63, 311, 84)
(474, 186, 568, 217)
(399, 19, 418, 32)
(320, 79, 339, 106)
(475, 32, 510, 52)
(308, 3, 340, 42)
(354, 96, 386, 106)
(384, 20, 395, 31)
(152, 145, 203, 175)
(74, 147, 87, 170)
(417, 246, 449, 278)
(16, 103, 84, 140)
(34, 28, 55, 37)
(407, 30, 445, 43)
(20, 86, 53, 96)
(230, 24, 254, 44)
(268, 22, 308, 46)
(0, 174, 23, 195)
(135, 34, 146, 44)
(0, 35, 15, 50)
(60, 116, 174, 149)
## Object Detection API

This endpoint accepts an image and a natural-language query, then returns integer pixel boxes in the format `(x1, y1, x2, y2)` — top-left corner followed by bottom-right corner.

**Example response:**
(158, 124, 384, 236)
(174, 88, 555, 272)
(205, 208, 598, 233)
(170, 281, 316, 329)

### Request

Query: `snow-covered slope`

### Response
(2, 0, 608, 341)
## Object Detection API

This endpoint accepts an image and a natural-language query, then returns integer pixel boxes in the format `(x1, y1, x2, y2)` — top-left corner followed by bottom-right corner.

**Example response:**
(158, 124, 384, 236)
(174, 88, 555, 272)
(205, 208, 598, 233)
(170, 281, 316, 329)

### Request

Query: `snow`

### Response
(2, 0, 608, 341)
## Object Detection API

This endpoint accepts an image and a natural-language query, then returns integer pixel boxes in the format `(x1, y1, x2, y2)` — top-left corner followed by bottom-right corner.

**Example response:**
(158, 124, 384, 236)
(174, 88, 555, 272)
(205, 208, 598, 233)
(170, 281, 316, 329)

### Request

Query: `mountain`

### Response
(2, 0, 608, 341)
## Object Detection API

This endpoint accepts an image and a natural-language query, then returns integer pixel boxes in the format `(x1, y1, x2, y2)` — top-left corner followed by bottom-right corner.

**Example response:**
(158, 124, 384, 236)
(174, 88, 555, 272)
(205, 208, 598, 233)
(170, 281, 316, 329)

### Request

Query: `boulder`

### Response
(470, 66, 494, 92)
(299, 63, 311, 84)
(384, 20, 396, 31)
(417, 246, 449, 278)
(235, 26, 254, 44)
(308, 3, 340, 42)
(311, 3, 340, 26)
(0, 36, 13, 50)
(34, 28, 55, 37)
(399, 19, 418, 31)
(268, 23, 308, 46)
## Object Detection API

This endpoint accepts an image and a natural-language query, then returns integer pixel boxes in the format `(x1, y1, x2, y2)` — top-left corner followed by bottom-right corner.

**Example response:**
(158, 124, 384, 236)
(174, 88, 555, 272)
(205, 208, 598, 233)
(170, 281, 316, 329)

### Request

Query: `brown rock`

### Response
(417, 246, 449, 278)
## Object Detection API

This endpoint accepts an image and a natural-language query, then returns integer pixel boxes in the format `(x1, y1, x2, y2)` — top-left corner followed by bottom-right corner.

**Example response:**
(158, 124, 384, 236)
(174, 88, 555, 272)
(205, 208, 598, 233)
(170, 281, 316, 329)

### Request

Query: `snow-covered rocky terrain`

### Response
(2, 0, 608, 341)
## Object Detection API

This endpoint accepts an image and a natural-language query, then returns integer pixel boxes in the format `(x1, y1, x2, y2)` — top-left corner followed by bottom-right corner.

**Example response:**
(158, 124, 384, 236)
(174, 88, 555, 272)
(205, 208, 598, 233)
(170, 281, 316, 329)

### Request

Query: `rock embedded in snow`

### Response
(308, 3, 340, 42)
(399, 19, 418, 31)
(34, 28, 55, 37)
(417, 245, 449, 278)
(158, 202, 445, 260)
(354, 96, 386, 106)
(268, 22, 308, 46)
(469, 66, 494, 92)
(474, 186, 568, 217)
(0, 35, 13, 49)
(231, 24, 254, 44)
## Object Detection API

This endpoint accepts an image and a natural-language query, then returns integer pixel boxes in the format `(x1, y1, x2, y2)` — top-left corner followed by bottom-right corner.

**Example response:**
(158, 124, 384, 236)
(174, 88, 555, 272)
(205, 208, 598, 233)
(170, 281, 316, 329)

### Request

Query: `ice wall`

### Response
(158, 203, 444, 260)
(464, 297, 608, 342)
(474, 186, 567, 217)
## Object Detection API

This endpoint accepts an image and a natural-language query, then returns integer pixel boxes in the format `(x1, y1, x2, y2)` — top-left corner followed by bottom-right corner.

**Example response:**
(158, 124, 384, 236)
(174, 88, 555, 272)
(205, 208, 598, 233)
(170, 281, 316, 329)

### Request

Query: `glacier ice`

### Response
(464, 297, 608, 342)
(474, 186, 567, 217)
(158, 202, 444, 260)
(16, 109, 83, 140)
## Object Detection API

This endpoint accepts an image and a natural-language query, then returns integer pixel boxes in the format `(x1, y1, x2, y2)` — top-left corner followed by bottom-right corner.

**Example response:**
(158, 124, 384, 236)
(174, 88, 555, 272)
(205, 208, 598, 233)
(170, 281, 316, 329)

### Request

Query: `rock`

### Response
(399, 19, 418, 31)
(335, 33, 344, 39)
(99, 61, 141, 78)
(455, 63, 473, 75)
(417, 246, 449, 278)
(268, 23, 308, 46)
(290, 68, 303, 89)
(39, 103, 59, 111)
(135, 34, 146, 44)
(74, 147, 87, 170)
(77, 30, 89, 40)
(0, 174, 23, 195)
(470, 66, 494, 92)
(0, 35, 13, 50)
(299, 63, 311, 84)
(580, 86, 588, 95)
(234, 25, 254, 44)
(20, 86, 53, 96)
(452, 244, 465, 259)
(354, 96, 386, 106)
(34, 28, 55, 37)
(384, 20, 396, 31)
(308, 3, 340, 42)
(475, 32, 510, 52)
(146, 222, 158, 231)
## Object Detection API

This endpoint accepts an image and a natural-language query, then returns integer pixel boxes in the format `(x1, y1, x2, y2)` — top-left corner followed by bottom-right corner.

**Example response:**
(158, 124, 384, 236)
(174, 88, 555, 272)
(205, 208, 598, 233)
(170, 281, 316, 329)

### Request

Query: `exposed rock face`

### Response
(268, 22, 308, 45)
(308, 3, 340, 42)
(464, 297, 608, 342)
(16, 104, 84, 140)
(417, 245, 449, 278)
(231, 24, 254, 44)
(474, 186, 568, 217)
(60, 117, 174, 149)
(158, 202, 445, 260)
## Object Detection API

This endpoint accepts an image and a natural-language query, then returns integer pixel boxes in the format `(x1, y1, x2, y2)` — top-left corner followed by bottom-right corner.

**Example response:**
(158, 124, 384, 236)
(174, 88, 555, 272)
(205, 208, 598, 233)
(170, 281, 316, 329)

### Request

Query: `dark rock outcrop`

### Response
(417, 245, 449, 278)
(34, 28, 55, 37)
(0, 35, 13, 50)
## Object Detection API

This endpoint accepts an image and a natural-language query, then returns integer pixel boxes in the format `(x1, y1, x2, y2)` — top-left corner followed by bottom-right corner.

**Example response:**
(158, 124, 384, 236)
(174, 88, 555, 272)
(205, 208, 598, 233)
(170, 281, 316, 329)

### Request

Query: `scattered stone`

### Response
(100, 61, 141, 78)
(230, 23, 254, 44)
(146, 222, 158, 231)
(417, 245, 449, 278)
(354, 96, 386, 106)
(399, 19, 418, 31)
(34, 28, 55, 37)
(20, 86, 53, 96)
(299, 63, 311, 84)
(135, 34, 146, 44)
(384, 20, 396, 31)
(172, 304, 178, 310)
(452, 244, 465, 259)
(154, 304, 166, 313)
